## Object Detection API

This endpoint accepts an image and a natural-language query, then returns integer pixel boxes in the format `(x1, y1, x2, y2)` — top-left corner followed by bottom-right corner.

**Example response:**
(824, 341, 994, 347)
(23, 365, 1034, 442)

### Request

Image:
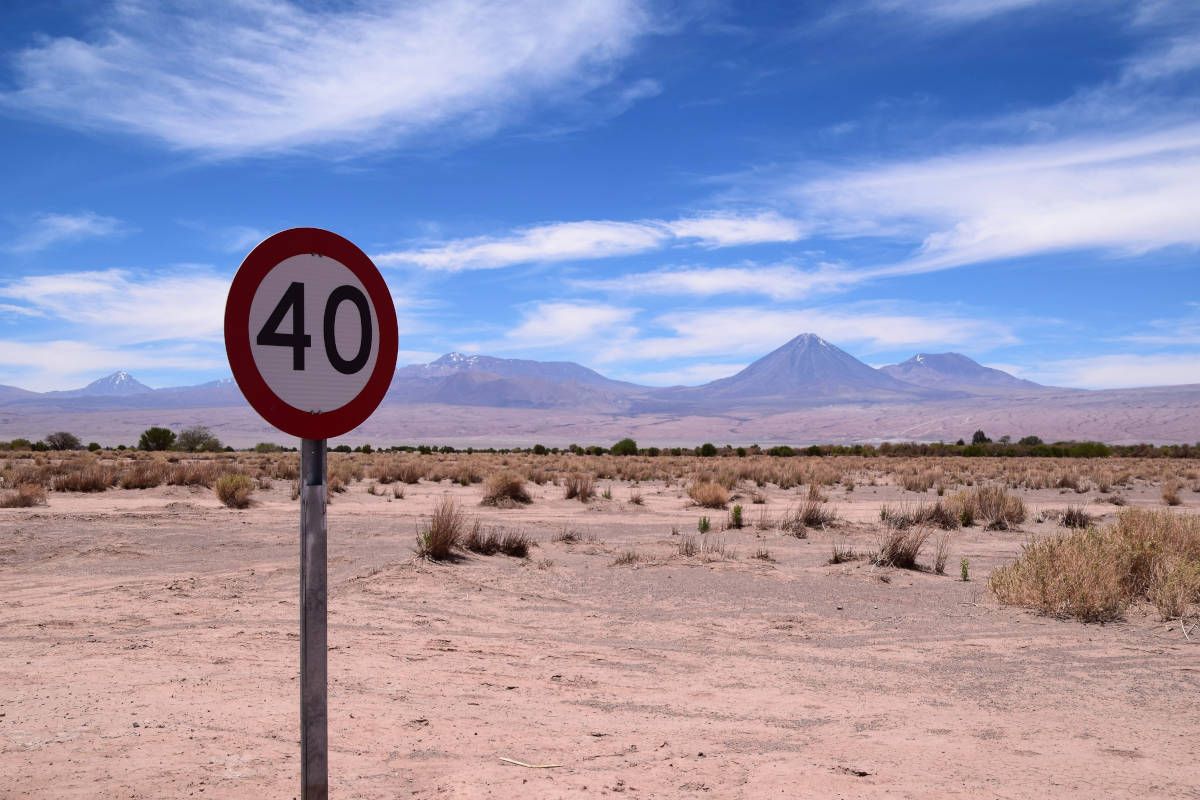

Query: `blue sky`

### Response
(0, 0, 1197, 392)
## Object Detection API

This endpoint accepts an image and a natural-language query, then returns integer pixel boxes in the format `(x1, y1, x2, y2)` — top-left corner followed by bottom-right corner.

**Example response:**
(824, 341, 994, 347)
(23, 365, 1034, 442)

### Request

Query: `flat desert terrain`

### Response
(2, 455, 1198, 798)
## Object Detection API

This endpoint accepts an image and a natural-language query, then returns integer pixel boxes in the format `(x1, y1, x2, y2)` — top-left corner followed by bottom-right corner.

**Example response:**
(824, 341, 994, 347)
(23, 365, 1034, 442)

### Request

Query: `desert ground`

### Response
(2, 453, 1198, 798)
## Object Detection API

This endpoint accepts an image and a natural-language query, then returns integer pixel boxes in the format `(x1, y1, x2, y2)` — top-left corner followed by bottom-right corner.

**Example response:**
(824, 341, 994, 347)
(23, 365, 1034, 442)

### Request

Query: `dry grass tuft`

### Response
(214, 473, 254, 509)
(873, 525, 934, 570)
(1162, 481, 1182, 506)
(990, 508, 1200, 621)
(52, 465, 116, 493)
(463, 522, 532, 557)
(118, 462, 168, 490)
(952, 485, 1026, 530)
(687, 480, 729, 509)
(0, 483, 46, 508)
(1060, 505, 1094, 529)
(416, 497, 467, 560)
(611, 549, 641, 566)
(829, 538, 858, 564)
(563, 473, 595, 502)
(481, 470, 532, 507)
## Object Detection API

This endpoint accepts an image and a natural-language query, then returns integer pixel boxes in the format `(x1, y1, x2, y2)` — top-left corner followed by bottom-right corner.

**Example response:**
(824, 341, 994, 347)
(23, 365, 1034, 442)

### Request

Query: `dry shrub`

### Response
(873, 525, 934, 570)
(677, 535, 697, 557)
(0, 483, 46, 508)
(168, 461, 227, 487)
(933, 532, 952, 575)
(119, 462, 168, 489)
(880, 501, 959, 531)
(52, 465, 116, 492)
(611, 549, 641, 566)
(829, 538, 858, 564)
(416, 497, 466, 560)
(563, 473, 595, 502)
(214, 473, 254, 509)
(628, 490, 644, 506)
(328, 475, 347, 493)
(952, 485, 1025, 530)
(687, 480, 729, 509)
(463, 522, 532, 557)
(782, 487, 836, 535)
(1060, 506, 1093, 529)
(1162, 481, 1182, 506)
(481, 470, 532, 507)
(990, 509, 1200, 621)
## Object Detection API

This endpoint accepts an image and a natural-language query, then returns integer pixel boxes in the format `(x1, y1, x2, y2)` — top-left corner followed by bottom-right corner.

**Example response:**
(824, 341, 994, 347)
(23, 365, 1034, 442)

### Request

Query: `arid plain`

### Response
(2, 452, 1198, 798)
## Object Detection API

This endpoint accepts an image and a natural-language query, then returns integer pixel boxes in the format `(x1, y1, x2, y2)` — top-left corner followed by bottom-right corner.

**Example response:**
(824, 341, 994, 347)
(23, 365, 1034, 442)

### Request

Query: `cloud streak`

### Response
(7, 212, 125, 253)
(376, 211, 804, 270)
(2, 0, 653, 156)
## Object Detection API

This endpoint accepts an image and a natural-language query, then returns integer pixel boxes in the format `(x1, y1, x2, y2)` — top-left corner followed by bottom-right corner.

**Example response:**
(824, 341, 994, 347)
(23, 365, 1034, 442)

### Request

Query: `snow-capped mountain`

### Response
(880, 353, 1048, 395)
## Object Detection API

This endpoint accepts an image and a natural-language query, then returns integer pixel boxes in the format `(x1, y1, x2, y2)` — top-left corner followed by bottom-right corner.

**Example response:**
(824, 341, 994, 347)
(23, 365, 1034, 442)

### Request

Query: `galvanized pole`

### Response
(300, 438, 328, 800)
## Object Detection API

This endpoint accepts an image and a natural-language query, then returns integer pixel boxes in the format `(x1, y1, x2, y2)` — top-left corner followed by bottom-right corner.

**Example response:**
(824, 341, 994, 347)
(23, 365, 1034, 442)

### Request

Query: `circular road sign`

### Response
(225, 228, 398, 439)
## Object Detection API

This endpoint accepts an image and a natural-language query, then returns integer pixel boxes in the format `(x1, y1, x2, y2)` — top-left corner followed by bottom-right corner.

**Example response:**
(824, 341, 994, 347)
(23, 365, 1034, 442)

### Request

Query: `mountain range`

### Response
(0, 334, 1052, 413)
(1, 334, 1196, 445)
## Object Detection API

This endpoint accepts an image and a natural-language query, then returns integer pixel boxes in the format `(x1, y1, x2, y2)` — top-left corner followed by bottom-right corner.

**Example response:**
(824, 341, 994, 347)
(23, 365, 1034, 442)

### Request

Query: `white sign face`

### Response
(247, 254, 380, 413)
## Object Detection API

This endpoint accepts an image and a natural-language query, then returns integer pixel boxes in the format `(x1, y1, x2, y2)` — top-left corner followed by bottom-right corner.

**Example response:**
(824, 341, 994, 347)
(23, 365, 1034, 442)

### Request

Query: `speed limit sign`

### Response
(224, 227, 397, 799)
(224, 227, 398, 439)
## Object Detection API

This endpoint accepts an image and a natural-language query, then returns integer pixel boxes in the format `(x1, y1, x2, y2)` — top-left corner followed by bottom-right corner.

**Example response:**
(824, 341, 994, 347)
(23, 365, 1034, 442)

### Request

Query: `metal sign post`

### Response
(300, 438, 328, 799)
(224, 228, 397, 798)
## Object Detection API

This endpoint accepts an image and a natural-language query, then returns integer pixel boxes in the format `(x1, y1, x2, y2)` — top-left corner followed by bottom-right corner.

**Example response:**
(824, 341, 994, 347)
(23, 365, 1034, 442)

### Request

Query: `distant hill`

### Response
(880, 353, 1048, 395)
(388, 352, 643, 409)
(48, 370, 154, 398)
(639, 334, 952, 411)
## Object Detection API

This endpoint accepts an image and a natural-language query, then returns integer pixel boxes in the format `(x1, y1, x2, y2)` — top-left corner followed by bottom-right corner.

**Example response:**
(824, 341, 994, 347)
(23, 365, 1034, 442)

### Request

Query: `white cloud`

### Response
(0, 268, 228, 343)
(1027, 353, 1200, 389)
(576, 263, 854, 300)
(0, 339, 225, 392)
(7, 212, 125, 253)
(663, 211, 805, 247)
(782, 124, 1200, 277)
(629, 361, 748, 386)
(867, 0, 1054, 22)
(597, 304, 1014, 362)
(376, 211, 803, 271)
(503, 301, 636, 348)
(2, 0, 653, 156)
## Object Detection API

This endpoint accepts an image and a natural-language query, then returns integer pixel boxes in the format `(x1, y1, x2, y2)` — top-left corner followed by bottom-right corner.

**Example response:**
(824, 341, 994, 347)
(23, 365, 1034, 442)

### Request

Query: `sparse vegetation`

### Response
(687, 480, 729, 509)
(829, 539, 858, 564)
(990, 508, 1200, 622)
(214, 473, 254, 509)
(463, 522, 532, 557)
(1060, 506, 1093, 529)
(873, 525, 934, 570)
(481, 470, 532, 507)
(416, 497, 467, 560)
(563, 473, 595, 502)
(0, 483, 46, 508)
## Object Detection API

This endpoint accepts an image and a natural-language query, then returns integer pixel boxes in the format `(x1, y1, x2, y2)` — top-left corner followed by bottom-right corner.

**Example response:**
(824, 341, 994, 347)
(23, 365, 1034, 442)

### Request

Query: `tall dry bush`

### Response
(687, 480, 729, 509)
(990, 508, 1200, 621)
(416, 496, 466, 560)
(481, 470, 532, 507)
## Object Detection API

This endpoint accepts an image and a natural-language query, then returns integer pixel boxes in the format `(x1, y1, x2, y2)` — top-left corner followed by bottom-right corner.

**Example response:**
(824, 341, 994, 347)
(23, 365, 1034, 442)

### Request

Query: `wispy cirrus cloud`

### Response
(774, 123, 1200, 277)
(7, 211, 125, 253)
(1, 0, 655, 156)
(502, 302, 637, 349)
(375, 211, 804, 270)
(1024, 352, 1200, 389)
(575, 262, 853, 301)
(594, 303, 1015, 363)
(0, 268, 228, 343)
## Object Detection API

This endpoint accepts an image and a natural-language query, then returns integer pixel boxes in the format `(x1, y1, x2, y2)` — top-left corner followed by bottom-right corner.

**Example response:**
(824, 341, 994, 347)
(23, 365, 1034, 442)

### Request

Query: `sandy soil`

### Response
(2, 481, 1198, 798)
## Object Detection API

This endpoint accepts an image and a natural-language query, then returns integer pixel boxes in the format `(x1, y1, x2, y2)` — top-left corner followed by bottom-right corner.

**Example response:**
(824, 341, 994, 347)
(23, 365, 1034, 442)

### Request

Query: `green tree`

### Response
(44, 431, 82, 451)
(177, 426, 222, 452)
(1018, 435, 1044, 446)
(138, 426, 176, 451)
(971, 430, 991, 445)
(698, 442, 718, 457)
(611, 437, 638, 456)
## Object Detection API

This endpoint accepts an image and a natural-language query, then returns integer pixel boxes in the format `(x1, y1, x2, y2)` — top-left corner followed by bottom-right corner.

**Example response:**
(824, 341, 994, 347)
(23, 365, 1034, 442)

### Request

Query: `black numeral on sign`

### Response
(256, 282, 311, 370)
(323, 285, 372, 375)
(256, 283, 372, 374)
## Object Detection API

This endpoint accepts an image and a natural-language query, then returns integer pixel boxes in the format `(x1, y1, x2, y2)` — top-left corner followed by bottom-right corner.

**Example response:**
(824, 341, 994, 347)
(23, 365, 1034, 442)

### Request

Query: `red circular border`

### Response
(224, 228, 398, 440)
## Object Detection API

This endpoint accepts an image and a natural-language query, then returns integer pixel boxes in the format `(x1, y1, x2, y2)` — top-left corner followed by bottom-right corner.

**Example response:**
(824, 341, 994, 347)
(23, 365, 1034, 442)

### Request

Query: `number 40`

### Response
(256, 281, 372, 375)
